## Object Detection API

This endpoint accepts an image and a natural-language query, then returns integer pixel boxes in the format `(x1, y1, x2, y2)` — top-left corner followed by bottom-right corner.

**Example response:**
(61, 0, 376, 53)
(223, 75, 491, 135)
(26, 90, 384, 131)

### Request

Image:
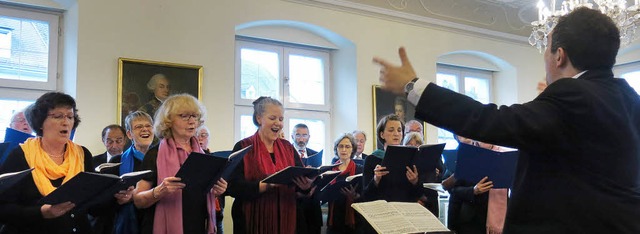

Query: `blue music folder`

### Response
(301, 150, 323, 168)
(454, 143, 519, 188)
(4, 128, 33, 143)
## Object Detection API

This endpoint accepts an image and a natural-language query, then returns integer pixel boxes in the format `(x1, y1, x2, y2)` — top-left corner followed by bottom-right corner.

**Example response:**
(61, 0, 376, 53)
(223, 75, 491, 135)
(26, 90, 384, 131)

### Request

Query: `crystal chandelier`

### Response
(529, 0, 640, 51)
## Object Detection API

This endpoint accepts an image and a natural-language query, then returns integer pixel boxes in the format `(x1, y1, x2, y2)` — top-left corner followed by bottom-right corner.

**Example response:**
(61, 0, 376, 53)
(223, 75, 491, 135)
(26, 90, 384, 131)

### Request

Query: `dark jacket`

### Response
(414, 69, 640, 233)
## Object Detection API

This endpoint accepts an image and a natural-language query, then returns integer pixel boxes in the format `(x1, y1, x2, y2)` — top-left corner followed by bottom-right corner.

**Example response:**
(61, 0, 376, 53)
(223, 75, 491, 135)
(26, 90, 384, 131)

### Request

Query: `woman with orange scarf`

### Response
(324, 133, 363, 234)
(227, 97, 314, 234)
(132, 94, 227, 234)
(0, 92, 132, 234)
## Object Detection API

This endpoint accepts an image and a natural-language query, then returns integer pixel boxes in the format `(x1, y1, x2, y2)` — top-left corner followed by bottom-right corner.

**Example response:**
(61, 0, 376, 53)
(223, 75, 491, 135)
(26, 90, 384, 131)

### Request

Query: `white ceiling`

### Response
(289, 0, 542, 43)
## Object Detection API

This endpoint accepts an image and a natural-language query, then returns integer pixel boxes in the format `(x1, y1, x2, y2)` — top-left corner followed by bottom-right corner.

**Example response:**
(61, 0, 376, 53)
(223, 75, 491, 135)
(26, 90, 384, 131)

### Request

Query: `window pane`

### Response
(436, 73, 458, 92)
(0, 99, 34, 141)
(621, 71, 640, 94)
(437, 128, 459, 150)
(289, 118, 325, 155)
(0, 16, 49, 82)
(239, 115, 258, 140)
(464, 77, 490, 104)
(288, 54, 324, 105)
(240, 48, 279, 100)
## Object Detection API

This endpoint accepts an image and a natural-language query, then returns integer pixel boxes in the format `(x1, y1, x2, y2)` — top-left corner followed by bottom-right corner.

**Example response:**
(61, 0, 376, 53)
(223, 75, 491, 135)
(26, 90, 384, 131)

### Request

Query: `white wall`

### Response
(6, 0, 551, 231)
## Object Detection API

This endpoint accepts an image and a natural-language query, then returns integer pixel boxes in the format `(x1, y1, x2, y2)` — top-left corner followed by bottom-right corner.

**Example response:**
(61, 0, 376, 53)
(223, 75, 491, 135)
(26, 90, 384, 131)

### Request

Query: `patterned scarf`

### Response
(153, 137, 217, 234)
(240, 133, 296, 234)
(328, 159, 357, 228)
(20, 137, 84, 196)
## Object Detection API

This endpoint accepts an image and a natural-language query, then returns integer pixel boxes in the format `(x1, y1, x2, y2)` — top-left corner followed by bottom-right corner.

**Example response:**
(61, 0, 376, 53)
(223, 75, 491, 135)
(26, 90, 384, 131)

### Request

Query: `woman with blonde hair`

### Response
(133, 94, 227, 234)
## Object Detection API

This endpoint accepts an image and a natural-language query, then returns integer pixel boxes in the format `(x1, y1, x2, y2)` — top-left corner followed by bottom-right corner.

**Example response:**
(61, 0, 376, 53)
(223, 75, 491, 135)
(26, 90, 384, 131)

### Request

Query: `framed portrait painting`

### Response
(372, 85, 425, 149)
(117, 58, 202, 125)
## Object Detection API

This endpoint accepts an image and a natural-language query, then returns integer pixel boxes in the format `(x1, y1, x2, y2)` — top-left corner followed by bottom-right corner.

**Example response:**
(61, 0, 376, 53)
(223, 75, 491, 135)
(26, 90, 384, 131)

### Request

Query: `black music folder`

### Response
(261, 162, 342, 185)
(301, 150, 323, 167)
(175, 145, 252, 193)
(381, 143, 446, 177)
(454, 143, 519, 188)
(0, 168, 34, 195)
(40, 170, 151, 209)
(320, 173, 362, 202)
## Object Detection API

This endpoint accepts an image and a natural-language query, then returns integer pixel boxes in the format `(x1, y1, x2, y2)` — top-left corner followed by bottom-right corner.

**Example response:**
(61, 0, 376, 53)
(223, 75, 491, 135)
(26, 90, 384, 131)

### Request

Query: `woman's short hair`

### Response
(124, 111, 153, 132)
(153, 94, 205, 139)
(25, 92, 80, 137)
(402, 132, 423, 146)
(252, 96, 283, 127)
(333, 133, 357, 158)
(376, 114, 405, 146)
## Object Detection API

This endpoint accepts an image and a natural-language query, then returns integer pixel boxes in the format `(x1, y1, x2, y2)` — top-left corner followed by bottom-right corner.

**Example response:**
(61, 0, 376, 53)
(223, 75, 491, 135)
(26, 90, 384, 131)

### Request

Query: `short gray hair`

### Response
(402, 132, 423, 146)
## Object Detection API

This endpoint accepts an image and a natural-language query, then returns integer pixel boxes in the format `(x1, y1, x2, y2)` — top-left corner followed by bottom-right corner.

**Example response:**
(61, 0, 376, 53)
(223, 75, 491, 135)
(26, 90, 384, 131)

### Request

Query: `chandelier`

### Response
(529, 0, 640, 51)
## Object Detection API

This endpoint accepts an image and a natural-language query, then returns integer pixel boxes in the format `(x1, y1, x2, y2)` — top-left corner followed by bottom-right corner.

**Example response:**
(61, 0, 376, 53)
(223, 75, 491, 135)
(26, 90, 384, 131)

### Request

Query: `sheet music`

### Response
(353, 200, 450, 234)
(390, 202, 449, 232)
(423, 183, 446, 193)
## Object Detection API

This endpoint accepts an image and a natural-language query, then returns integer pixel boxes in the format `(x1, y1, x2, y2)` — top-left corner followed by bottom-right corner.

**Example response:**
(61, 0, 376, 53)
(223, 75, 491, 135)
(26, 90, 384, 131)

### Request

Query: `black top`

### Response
(0, 145, 114, 234)
(326, 163, 363, 232)
(138, 145, 208, 234)
(446, 179, 488, 234)
(227, 141, 303, 234)
(415, 69, 640, 233)
(361, 155, 423, 202)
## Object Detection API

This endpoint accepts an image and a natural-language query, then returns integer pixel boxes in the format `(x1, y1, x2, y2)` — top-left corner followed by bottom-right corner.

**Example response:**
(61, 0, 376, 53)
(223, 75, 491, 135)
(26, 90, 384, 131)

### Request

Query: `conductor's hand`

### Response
(155, 177, 186, 199)
(41, 202, 75, 219)
(373, 47, 417, 95)
(406, 165, 419, 185)
(473, 176, 493, 195)
(293, 176, 314, 191)
(114, 186, 135, 205)
(211, 178, 228, 197)
(373, 165, 389, 186)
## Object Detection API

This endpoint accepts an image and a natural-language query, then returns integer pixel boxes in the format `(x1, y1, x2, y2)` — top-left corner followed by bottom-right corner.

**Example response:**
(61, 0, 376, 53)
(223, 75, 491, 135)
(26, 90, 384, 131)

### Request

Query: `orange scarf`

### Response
(20, 137, 84, 196)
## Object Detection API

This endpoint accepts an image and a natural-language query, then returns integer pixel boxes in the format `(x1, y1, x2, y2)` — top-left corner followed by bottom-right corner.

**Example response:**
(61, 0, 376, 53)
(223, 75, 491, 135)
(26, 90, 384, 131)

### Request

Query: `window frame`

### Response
(0, 5, 59, 91)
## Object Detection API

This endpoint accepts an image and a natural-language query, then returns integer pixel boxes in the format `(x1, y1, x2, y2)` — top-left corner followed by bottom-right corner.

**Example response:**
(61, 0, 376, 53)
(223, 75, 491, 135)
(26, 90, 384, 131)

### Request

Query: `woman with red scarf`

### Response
(227, 97, 314, 234)
(132, 94, 227, 234)
(325, 133, 363, 234)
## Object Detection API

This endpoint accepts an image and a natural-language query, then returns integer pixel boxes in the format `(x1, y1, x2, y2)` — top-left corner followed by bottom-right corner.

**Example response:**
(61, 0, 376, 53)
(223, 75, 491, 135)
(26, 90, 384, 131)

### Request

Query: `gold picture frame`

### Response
(372, 85, 426, 149)
(117, 58, 203, 125)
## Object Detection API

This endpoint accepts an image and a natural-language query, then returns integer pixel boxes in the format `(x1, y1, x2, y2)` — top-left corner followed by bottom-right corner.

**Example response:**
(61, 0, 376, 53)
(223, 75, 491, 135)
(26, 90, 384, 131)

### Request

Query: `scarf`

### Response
(328, 159, 357, 229)
(370, 149, 385, 160)
(486, 189, 508, 234)
(20, 137, 84, 196)
(240, 133, 296, 234)
(153, 137, 216, 234)
(114, 145, 145, 234)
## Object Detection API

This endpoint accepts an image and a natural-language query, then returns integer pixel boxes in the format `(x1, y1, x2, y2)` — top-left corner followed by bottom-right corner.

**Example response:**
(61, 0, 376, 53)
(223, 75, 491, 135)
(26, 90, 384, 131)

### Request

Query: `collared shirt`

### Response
(353, 153, 363, 160)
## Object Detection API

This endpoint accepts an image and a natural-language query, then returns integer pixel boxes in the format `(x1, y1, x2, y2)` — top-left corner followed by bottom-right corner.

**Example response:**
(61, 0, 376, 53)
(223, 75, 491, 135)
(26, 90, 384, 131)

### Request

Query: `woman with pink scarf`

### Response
(132, 94, 227, 234)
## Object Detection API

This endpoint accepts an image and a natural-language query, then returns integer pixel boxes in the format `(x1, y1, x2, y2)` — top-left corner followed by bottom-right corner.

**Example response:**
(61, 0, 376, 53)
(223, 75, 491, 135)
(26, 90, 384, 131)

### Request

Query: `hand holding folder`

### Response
(454, 143, 519, 188)
(261, 162, 342, 185)
(39, 170, 152, 210)
(175, 145, 252, 193)
(301, 150, 324, 167)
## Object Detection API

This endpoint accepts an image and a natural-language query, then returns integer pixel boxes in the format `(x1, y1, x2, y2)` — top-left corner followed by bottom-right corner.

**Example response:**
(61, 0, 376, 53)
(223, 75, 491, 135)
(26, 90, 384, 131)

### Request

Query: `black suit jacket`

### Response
(92, 152, 107, 167)
(415, 69, 640, 233)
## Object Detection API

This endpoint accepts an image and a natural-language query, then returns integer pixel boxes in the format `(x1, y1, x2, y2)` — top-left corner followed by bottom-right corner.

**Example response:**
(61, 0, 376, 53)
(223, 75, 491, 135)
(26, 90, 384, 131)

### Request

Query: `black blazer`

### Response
(414, 69, 640, 233)
(91, 152, 107, 167)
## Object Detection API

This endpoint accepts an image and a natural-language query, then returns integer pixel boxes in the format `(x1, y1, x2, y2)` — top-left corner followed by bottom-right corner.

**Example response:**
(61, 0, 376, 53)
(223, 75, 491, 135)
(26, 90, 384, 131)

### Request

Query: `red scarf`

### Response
(328, 159, 357, 229)
(240, 133, 296, 234)
(154, 137, 216, 234)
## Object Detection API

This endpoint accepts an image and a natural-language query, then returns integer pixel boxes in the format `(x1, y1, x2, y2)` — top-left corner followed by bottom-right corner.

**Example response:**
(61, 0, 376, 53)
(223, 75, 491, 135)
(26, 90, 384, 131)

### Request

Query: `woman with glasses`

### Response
(227, 96, 313, 234)
(132, 94, 227, 234)
(96, 111, 154, 234)
(324, 133, 363, 234)
(0, 92, 132, 233)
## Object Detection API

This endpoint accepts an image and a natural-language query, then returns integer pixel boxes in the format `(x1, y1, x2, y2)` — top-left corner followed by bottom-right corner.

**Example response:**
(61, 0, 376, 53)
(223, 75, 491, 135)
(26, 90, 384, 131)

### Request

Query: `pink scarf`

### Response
(153, 137, 217, 234)
(486, 188, 508, 234)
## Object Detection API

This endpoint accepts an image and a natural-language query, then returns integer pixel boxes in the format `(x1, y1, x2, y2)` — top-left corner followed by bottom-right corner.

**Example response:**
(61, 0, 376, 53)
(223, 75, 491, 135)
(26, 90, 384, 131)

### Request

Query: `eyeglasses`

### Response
(198, 133, 209, 138)
(177, 113, 200, 121)
(133, 124, 152, 131)
(338, 145, 352, 150)
(295, 134, 309, 138)
(48, 113, 74, 122)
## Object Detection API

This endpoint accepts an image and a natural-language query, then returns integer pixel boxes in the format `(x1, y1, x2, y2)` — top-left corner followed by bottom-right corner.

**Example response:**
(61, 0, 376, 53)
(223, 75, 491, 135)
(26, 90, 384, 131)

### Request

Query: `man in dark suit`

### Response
(92, 124, 126, 166)
(290, 123, 321, 234)
(373, 7, 640, 234)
